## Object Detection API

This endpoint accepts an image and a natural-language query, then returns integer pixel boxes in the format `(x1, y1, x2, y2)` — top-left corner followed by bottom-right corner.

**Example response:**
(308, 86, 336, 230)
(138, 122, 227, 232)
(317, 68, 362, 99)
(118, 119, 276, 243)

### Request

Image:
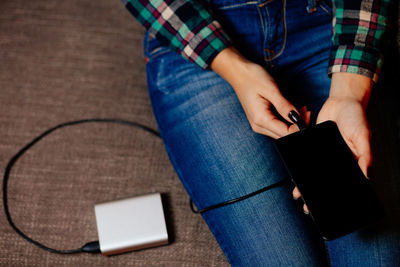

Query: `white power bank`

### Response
(94, 193, 169, 255)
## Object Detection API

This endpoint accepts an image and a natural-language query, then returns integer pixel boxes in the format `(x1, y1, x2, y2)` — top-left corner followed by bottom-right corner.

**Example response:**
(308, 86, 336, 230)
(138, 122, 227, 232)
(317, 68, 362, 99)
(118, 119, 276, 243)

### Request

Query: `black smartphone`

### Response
(275, 120, 384, 240)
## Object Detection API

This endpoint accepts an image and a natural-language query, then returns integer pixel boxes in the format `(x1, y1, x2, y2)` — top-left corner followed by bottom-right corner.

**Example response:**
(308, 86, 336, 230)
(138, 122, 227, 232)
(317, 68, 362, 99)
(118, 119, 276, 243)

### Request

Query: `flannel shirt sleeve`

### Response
(121, 0, 231, 69)
(328, 0, 393, 83)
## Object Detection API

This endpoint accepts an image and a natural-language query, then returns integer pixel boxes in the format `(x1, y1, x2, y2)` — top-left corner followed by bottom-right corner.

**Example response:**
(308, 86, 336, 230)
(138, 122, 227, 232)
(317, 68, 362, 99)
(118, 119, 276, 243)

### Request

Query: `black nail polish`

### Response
(288, 110, 301, 123)
(288, 110, 307, 131)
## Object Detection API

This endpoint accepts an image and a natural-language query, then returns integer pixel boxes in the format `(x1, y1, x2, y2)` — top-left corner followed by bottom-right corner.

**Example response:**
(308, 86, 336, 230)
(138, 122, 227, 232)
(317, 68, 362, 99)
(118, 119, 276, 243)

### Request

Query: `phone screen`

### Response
(275, 121, 383, 240)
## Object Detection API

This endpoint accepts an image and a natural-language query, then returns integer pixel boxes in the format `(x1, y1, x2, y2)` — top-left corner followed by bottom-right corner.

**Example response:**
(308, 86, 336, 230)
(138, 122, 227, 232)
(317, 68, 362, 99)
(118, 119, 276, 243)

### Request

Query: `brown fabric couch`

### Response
(0, 0, 399, 266)
(0, 0, 228, 265)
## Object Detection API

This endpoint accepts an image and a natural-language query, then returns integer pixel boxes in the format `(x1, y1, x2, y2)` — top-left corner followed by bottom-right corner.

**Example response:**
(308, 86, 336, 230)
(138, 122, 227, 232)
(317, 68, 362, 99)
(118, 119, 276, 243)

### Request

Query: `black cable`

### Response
(3, 118, 160, 254)
(189, 178, 289, 214)
(3, 118, 288, 254)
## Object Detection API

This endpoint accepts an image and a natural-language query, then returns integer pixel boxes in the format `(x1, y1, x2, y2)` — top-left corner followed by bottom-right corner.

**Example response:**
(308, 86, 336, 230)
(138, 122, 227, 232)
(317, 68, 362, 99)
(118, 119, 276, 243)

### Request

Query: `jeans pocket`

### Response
(143, 31, 172, 61)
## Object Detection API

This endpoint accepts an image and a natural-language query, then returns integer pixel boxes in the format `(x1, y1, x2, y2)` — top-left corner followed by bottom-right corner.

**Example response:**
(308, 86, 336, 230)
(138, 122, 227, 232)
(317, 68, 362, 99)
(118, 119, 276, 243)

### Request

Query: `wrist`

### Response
(329, 73, 373, 108)
(210, 46, 264, 87)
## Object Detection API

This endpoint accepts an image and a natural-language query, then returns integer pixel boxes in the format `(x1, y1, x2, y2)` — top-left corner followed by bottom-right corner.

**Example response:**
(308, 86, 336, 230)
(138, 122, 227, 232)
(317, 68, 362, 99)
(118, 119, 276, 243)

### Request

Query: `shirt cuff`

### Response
(179, 20, 232, 69)
(328, 45, 383, 83)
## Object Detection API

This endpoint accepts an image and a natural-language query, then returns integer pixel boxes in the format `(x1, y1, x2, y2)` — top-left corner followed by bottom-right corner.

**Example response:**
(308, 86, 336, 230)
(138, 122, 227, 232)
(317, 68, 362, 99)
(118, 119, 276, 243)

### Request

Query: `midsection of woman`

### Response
(123, 0, 400, 265)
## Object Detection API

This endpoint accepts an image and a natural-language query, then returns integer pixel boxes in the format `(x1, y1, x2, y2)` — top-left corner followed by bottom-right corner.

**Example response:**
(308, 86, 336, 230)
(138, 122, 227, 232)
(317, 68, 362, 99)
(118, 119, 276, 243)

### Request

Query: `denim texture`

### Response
(144, 0, 400, 265)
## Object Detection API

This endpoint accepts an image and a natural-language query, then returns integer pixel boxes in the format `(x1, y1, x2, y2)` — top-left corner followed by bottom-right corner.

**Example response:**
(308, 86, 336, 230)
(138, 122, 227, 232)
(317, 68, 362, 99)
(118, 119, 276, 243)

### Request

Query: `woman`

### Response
(122, 0, 399, 265)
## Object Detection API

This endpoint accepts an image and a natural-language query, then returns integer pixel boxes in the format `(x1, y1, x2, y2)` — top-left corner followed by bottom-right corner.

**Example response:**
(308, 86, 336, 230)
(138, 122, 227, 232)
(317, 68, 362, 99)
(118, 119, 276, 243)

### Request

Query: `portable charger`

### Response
(94, 193, 169, 256)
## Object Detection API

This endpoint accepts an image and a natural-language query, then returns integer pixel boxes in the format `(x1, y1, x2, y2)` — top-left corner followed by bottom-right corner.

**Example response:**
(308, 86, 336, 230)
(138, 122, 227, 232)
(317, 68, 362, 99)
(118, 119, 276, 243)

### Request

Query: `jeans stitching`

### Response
(148, 49, 171, 61)
(258, 0, 275, 7)
(260, 4, 270, 60)
(265, 5, 271, 43)
(217, 1, 258, 10)
(319, 1, 332, 15)
(264, 0, 287, 62)
(144, 32, 172, 61)
(206, 211, 235, 265)
(323, 241, 333, 267)
(257, 6, 267, 60)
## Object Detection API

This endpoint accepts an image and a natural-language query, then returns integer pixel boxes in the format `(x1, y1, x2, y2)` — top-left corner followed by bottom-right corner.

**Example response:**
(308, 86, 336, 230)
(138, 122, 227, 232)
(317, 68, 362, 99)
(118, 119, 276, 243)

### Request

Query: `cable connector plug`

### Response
(81, 241, 101, 254)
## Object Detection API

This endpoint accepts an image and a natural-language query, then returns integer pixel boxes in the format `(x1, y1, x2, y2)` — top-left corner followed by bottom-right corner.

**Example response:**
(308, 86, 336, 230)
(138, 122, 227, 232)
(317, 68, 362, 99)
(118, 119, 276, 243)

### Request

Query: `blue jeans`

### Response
(144, 0, 400, 265)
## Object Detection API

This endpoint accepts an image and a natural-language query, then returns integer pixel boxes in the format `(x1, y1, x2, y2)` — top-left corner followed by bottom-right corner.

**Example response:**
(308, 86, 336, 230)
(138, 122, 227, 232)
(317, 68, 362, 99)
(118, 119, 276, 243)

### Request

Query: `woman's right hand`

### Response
(211, 47, 299, 139)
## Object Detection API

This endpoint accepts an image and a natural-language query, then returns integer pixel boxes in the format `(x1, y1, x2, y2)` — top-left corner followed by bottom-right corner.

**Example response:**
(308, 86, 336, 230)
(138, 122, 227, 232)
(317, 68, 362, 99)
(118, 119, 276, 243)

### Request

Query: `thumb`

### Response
(358, 154, 372, 179)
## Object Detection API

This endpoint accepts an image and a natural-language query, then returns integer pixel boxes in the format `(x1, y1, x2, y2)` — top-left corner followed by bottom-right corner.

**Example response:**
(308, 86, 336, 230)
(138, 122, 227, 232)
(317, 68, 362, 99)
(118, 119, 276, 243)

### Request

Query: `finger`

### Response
(343, 126, 372, 178)
(359, 155, 372, 179)
(288, 123, 299, 134)
(252, 103, 297, 138)
(354, 130, 372, 178)
(260, 89, 299, 125)
(299, 106, 311, 126)
(246, 99, 282, 139)
(252, 125, 280, 139)
(292, 186, 301, 200)
(303, 204, 309, 215)
(253, 116, 292, 138)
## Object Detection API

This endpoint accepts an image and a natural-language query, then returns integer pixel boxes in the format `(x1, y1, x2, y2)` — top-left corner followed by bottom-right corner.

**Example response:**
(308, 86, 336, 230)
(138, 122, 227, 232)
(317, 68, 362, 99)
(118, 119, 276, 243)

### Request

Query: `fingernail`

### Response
(288, 110, 307, 131)
(288, 110, 301, 124)
(303, 210, 310, 215)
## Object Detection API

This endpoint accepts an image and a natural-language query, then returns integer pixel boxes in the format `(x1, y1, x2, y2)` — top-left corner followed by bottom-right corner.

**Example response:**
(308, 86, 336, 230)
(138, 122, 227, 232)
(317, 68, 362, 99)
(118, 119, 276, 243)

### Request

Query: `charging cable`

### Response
(3, 119, 159, 254)
(3, 118, 291, 254)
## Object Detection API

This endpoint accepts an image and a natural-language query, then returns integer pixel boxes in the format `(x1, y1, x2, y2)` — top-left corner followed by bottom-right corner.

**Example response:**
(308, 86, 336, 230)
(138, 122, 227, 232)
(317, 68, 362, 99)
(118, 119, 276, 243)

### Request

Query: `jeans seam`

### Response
(143, 31, 172, 61)
(265, 6, 271, 44)
(217, 1, 258, 10)
(319, 1, 332, 15)
(206, 211, 235, 265)
(257, 6, 267, 60)
(264, 0, 287, 62)
(258, 0, 274, 7)
(162, 140, 200, 209)
(148, 49, 171, 61)
(323, 241, 333, 267)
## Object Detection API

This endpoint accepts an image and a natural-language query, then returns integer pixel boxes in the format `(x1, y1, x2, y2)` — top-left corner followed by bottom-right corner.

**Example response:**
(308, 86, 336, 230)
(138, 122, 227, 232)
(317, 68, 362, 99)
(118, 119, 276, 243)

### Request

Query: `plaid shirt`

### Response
(122, 0, 392, 83)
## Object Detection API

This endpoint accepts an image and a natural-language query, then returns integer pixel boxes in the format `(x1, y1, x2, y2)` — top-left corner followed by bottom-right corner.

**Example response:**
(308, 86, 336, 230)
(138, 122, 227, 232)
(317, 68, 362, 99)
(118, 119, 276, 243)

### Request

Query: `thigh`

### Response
(144, 34, 329, 266)
(326, 226, 400, 267)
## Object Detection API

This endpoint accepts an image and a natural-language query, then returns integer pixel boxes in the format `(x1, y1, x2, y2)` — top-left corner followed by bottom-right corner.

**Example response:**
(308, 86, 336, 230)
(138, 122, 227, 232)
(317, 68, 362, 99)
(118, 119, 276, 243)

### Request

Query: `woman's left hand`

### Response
(292, 72, 374, 214)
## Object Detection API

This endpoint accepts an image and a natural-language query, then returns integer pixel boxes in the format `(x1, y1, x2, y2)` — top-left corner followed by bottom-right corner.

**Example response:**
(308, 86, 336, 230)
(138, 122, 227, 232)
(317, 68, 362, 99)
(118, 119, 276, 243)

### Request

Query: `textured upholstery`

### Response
(0, 0, 227, 265)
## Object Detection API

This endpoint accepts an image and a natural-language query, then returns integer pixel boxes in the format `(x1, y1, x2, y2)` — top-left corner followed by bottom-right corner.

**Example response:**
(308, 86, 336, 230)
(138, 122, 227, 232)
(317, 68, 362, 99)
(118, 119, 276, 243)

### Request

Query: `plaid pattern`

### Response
(122, 0, 392, 81)
(328, 0, 392, 82)
(124, 0, 231, 69)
